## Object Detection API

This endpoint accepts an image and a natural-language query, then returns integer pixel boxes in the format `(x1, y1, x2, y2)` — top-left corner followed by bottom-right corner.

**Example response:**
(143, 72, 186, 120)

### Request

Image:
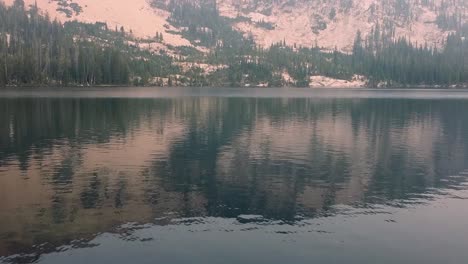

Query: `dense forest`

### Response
(0, 0, 467, 87)
(169, 0, 468, 87)
(352, 27, 468, 85)
(0, 0, 177, 86)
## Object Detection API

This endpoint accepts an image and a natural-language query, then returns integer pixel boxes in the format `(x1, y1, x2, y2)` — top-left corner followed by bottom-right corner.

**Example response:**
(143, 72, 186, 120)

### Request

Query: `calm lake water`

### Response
(1, 88, 468, 264)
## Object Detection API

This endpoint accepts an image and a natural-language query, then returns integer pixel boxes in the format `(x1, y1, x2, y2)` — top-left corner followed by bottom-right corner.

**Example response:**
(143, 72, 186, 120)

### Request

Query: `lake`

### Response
(1, 88, 468, 264)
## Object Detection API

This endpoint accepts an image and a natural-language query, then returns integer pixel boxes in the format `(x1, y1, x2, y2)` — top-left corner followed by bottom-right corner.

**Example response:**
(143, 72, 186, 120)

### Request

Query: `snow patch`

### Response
(309, 75, 367, 88)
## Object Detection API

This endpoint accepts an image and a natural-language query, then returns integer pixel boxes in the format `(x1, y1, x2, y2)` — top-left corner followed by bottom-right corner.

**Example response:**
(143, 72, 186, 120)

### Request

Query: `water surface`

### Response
(1, 88, 468, 264)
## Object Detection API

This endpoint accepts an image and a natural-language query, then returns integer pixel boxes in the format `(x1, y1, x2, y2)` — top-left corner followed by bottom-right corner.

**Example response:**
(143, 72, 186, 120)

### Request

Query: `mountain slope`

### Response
(3, 0, 192, 47)
(218, 0, 468, 51)
(1, 0, 467, 87)
(3, 0, 467, 52)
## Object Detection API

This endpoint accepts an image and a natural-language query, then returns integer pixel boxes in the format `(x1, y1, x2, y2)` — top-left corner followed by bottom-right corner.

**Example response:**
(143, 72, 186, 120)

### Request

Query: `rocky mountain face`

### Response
(218, 0, 468, 51)
(3, 0, 467, 52)
(3, 0, 193, 47)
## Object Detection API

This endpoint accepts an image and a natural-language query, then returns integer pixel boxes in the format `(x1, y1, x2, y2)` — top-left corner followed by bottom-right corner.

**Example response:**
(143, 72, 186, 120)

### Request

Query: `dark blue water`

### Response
(1, 88, 468, 264)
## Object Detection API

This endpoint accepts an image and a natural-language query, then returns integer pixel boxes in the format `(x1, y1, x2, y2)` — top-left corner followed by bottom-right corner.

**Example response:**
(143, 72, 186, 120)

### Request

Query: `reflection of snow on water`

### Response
(9, 116, 14, 141)
(6, 33, 11, 47)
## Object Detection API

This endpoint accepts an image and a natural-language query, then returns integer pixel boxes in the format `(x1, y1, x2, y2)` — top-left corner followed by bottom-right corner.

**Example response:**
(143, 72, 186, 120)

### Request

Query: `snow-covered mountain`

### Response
(3, 0, 467, 52)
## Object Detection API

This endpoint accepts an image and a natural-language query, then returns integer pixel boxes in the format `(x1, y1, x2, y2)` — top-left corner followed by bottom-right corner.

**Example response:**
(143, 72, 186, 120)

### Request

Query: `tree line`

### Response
(0, 0, 177, 86)
(0, 0, 467, 87)
(351, 25, 468, 86)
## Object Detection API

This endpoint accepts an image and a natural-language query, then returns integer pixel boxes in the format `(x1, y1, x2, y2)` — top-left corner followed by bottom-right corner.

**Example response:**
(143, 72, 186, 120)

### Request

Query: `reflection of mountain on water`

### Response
(1, 98, 468, 260)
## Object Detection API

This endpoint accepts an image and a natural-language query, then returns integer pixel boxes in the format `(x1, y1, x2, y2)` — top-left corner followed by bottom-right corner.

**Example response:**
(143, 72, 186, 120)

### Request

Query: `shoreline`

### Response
(2, 84, 468, 89)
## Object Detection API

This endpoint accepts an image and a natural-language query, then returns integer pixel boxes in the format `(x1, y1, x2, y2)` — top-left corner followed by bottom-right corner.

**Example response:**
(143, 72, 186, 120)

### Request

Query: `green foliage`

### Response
(0, 1, 177, 86)
(352, 26, 468, 86)
(255, 19, 275, 30)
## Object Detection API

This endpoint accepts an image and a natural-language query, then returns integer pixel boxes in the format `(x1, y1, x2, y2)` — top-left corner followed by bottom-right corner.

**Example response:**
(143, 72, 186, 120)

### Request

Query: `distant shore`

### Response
(2, 85, 468, 89)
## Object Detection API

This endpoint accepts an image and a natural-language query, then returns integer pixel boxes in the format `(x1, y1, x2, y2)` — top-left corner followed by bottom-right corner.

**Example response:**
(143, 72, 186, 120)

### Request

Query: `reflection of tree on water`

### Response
(1, 98, 468, 261)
